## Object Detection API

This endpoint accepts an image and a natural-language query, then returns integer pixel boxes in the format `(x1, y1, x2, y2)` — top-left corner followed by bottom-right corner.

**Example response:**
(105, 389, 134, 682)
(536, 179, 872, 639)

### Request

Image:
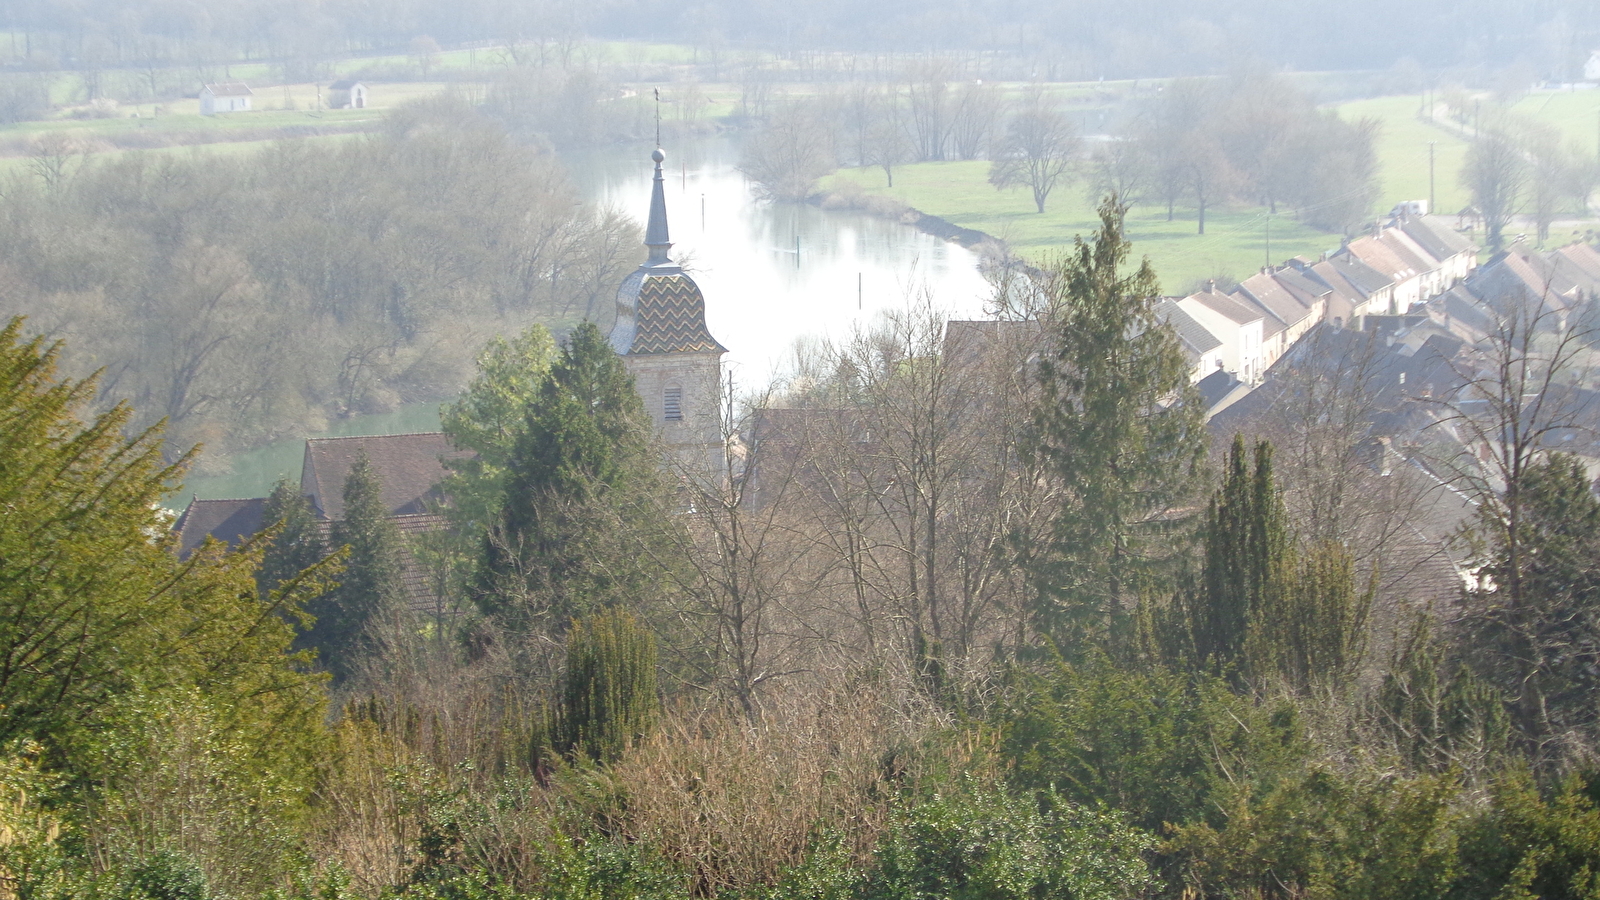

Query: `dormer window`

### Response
(664, 385, 683, 420)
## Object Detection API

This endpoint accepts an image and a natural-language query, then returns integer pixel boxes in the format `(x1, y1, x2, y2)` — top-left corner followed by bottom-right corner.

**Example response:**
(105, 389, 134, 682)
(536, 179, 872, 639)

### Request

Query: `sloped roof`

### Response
(202, 82, 253, 97)
(329, 79, 364, 90)
(1380, 228, 1443, 273)
(1400, 216, 1477, 262)
(1183, 288, 1264, 326)
(1310, 254, 1394, 299)
(624, 271, 727, 355)
(1155, 298, 1222, 355)
(1235, 273, 1312, 330)
(301, 432, 467, 520)
(172, 497, 266, 557)
(1343, 235, 1418, 283)
(1555, 242, 1600, 287)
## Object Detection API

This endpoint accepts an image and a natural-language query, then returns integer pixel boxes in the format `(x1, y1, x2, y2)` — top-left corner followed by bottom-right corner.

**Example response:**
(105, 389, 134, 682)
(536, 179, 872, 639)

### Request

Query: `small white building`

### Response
(1585, 50, 1600, 82)
(200, 83, 253, 115)
(328, 80, 369, 110)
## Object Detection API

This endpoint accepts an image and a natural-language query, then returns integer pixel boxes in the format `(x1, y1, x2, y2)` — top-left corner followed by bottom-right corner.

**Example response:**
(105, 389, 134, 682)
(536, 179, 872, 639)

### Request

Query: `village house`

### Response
(327, 80, 369, 109)
(1154, 298, 1225, 382)
(174, 432, 468, 611)
(1235, 270, 1321, 371)
(199, 82, 253, 115)
(1177, 285, 1266, 384)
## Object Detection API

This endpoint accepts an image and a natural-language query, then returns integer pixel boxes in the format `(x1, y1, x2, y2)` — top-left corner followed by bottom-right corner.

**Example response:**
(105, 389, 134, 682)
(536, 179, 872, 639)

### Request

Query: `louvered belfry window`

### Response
(664, 385, 683, 420)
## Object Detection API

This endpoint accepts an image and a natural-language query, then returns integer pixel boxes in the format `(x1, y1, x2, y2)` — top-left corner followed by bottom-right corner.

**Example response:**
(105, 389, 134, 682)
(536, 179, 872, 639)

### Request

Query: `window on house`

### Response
(664, 385, 683, 420)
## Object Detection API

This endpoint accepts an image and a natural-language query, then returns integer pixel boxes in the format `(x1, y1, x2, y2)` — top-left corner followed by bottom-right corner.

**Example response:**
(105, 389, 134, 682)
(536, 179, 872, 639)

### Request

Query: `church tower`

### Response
(609, 148, 727, 477)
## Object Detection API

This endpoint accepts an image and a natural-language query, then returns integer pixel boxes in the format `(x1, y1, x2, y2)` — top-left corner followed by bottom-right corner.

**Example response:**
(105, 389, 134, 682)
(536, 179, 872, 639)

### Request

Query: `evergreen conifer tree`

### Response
(1025, 196, 1205, 652)
(257, 478, 325, 600)
(476, 322, 671, 639)
(1161, 436, 1371, 691)
(552, 607, 660, 763)
(305, 452, 407, 683)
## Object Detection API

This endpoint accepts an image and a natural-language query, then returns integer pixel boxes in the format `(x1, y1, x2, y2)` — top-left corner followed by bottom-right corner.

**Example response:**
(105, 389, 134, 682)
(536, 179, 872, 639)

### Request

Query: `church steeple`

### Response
(607, 144, 727, 483)
(645, 147, 671, 264)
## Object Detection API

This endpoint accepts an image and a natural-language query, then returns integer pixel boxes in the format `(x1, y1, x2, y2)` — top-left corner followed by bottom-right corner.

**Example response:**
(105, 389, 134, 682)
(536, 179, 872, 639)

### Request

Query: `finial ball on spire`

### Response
(652, 147, 665, 164)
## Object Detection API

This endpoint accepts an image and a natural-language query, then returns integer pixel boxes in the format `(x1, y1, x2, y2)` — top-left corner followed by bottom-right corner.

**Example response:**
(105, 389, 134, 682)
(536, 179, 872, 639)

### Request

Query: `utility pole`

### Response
(1264, 214, 1271, 268)
(1429, 141, 1436, 214)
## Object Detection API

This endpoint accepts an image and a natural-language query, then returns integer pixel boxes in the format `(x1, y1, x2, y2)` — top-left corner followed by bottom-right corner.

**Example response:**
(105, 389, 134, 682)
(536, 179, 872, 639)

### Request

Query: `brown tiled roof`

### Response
(203, 82, 253, 97)
(1344, 235, 1418, 283)
(301, 432, 468, 520)
(1236, 273, 1312, 329)
(628, 273, 727, 355)
(172, 497, 266, 557)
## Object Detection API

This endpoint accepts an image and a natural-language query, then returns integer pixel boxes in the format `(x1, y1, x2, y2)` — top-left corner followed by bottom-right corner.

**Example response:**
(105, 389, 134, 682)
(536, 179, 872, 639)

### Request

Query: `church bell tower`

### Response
(609, 148, 727, 478)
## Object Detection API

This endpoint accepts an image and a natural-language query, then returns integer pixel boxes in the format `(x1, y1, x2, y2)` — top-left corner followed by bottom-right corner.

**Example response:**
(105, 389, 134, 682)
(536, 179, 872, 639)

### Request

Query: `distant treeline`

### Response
(0, 96, 639, 464)
(744, 71, 1380, 233)
(0, 0, 1594, 81)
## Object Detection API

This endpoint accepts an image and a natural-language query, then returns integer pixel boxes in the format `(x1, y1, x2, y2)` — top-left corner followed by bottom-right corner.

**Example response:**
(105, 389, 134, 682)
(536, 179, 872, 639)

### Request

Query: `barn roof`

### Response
(202, 82, 253, 97)
(300, 432, 467, 520)
(172, 497, 266, 557)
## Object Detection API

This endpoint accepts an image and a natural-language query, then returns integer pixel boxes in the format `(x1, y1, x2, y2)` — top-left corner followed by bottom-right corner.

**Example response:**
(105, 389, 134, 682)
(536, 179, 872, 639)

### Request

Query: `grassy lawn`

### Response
(829, 162, 1345, 292)
(1336, 94, 1472, 216)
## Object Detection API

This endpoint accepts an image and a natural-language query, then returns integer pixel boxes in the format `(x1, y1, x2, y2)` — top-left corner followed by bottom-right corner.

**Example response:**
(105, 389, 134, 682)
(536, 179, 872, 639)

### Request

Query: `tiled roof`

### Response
(627, 272, 727, 355)
(301, 432, 468, 520)
(203, 82, 253, 97)
(1400, 216, 1476, 262)
(1184, 288, 1264, 325)
(172, 497, 266, 557)
(1313, 254, 1393, 297)
(1155, 298, 1222, 355)
(1236, 273, 1312, 329)
(1344, 235, 1418, 282)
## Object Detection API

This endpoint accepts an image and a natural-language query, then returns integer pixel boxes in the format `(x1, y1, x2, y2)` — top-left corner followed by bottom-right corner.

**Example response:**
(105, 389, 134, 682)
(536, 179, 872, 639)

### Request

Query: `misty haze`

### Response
(4, 2, 1600, 899)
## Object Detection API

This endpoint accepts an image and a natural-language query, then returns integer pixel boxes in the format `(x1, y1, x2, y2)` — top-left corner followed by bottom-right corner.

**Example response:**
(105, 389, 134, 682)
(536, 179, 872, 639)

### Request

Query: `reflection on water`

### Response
(566, 136, 993, 383)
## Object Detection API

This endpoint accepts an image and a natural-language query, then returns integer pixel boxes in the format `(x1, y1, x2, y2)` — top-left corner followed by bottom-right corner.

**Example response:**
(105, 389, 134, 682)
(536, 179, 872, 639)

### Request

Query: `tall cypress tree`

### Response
(476, 322, 670, 638)
(1194, 436, 1292, 678)
(552, 607, 660, 763)
(1025, 196, 1205, 652)
(304, 452, 407, 683)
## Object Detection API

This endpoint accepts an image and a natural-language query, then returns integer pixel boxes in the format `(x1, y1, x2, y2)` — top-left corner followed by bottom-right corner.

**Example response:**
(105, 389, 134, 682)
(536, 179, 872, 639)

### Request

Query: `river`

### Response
(182, 135, 991, 500)
(568, 135, 994, 382)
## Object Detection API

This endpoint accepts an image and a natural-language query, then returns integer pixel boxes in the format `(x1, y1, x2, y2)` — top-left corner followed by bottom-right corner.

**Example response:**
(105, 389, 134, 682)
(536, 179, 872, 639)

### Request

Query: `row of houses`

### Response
(1158, 211, 1479, 388)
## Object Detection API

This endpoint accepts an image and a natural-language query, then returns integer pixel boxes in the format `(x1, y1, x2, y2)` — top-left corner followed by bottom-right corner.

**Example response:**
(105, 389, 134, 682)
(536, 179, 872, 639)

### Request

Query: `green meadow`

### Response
(829, 162, 1343, 293)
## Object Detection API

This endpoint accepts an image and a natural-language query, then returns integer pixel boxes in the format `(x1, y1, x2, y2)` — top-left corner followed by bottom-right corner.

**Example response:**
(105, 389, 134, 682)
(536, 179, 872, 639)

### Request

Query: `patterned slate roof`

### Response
(627, 272, 727, 355)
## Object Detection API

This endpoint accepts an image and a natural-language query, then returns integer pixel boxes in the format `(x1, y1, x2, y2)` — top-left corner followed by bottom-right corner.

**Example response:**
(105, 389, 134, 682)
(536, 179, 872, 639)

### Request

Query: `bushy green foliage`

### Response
(867, 782, 1152, 900)
(0, 318, 325, 899)
(1171, 767, 1462, 900)
(1454, 768, 1600, 900)
(1150, 437, 1371, 692)
(554, 609, 661, 763)
(998, 653, 1307, 834)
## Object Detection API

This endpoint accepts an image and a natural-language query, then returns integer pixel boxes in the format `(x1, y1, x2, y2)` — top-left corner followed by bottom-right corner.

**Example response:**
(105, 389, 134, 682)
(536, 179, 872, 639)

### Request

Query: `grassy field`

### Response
(1336, 94, 1472, 216)
(829, 162, 1344, 292)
